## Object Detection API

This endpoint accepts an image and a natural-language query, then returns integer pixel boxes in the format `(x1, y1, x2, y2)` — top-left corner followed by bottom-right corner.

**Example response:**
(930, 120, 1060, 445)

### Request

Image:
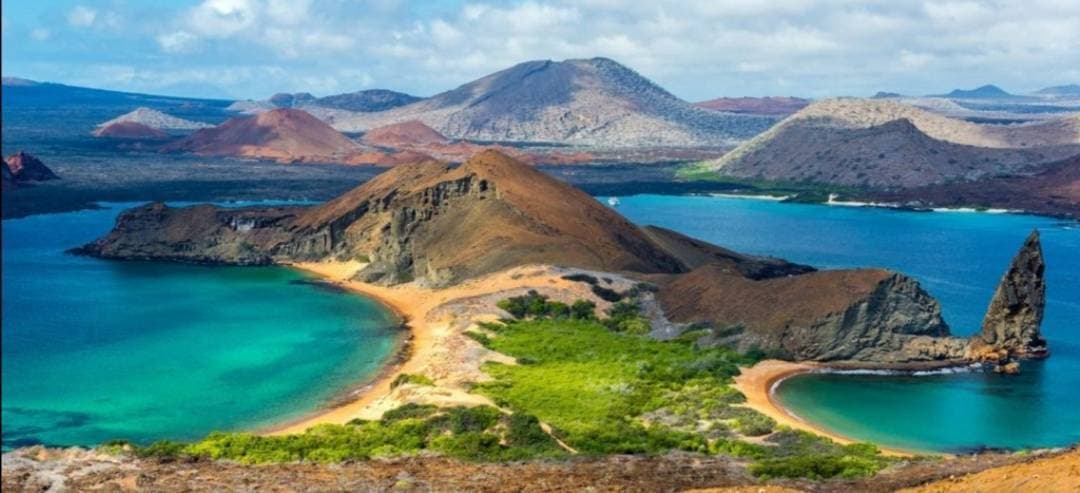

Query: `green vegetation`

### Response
(137, 404, 563, 464)
(112, 291, 894, 480)
(674, 162, 864, 203)
(472, 292, 893, 478)
(391, 373, 435, 389)
(496, 290, 598, 320)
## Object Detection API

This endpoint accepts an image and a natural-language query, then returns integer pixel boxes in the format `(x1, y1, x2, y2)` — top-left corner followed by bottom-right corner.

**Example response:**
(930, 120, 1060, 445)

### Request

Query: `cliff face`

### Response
(973, 230, 1048, 360)
(658, 265, 968, 363)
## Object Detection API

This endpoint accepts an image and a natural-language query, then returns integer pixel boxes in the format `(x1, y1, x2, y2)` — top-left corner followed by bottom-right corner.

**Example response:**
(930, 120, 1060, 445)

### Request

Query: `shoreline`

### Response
(262, 264, 944, 457)
(263, 261, 435, 435)
(733, 360, 930, 458)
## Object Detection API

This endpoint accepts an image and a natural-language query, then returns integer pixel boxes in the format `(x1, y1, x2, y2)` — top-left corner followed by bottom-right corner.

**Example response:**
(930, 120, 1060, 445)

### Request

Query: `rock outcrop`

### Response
(972, 230, 1049, 362)
(656, 264, 970, 363)
(4, 152, 59, 182)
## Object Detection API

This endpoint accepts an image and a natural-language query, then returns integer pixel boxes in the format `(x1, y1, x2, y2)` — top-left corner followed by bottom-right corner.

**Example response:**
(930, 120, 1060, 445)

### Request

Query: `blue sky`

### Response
(2, 0, 1078, 100)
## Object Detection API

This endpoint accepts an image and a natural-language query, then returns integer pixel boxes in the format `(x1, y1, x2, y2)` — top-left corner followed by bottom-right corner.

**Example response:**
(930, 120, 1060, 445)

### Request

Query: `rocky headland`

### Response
(76, 149, 1048, 370)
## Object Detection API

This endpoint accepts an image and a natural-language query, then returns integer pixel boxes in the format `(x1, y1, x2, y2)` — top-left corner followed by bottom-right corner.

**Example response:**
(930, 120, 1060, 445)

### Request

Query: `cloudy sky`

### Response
(2, 0, 1078, 101)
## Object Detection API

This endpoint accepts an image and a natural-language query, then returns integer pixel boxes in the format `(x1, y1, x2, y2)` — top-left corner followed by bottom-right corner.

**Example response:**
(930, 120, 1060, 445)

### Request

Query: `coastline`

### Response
(733, 360, 926, 458)
(264, 261, 442, 435)
(262, 264, 941, 457)
(262, 261, 608, 435)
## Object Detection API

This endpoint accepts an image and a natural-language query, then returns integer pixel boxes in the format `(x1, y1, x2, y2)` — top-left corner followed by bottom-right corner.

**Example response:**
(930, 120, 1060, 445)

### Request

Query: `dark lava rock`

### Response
(975, 229, 1048, 358)
(4, 152, 59, 182)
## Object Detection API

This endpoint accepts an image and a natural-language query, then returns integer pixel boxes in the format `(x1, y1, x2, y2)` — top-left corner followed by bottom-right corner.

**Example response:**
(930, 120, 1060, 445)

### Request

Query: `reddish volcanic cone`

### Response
(163, 108, 360, 163)
(362, 120, 450, 148)
(92, 121, 169, 140)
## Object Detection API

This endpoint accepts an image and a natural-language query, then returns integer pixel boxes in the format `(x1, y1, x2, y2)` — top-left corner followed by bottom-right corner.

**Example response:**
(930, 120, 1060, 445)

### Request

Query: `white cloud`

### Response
(14, 0, 1078, 99)
(67, 6, 97, 27)
(30, 28, 50, 41)
(157, 31, 199, 54)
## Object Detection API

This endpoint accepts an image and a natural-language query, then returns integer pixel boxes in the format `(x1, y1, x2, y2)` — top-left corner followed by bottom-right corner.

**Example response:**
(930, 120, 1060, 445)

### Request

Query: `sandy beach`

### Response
(267, 263, 922, 457)
(265, 261, 629, 435)
(733, 359, 920, 457)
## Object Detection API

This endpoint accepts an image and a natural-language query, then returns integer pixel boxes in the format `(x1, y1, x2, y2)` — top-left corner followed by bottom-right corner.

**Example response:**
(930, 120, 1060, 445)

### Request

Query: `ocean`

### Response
(1, 203, 400, 449)
(615, 194, 1080, 453)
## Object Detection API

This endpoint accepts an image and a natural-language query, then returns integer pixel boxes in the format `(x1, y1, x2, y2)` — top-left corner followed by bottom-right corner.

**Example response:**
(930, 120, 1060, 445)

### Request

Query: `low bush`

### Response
(391, 373, 435, 389)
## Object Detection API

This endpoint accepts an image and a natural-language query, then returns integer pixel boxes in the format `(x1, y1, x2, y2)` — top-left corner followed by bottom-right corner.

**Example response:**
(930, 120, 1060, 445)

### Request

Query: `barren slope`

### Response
(318, 58, 776, 147)
(163, 108, 361, 163)
(709, 99, 1080, 188)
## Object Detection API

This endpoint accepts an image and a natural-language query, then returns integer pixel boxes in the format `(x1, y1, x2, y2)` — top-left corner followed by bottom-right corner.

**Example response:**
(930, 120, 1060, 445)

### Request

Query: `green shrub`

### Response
(381, 403, 439, 423)
(570, 300, 597, 320)
(391, 373, 435, 389)
(464, 331, 493, 348)
(749, 454, 884, 480)
(135, 440, 188, 459)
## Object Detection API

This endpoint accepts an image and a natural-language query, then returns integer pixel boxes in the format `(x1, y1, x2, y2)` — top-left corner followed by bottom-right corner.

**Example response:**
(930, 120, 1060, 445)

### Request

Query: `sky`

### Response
(2, 0, 1078, 101)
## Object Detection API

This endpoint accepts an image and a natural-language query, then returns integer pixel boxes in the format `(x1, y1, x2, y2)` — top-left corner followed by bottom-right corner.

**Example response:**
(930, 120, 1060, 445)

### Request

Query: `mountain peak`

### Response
(332, 57, 775, 146)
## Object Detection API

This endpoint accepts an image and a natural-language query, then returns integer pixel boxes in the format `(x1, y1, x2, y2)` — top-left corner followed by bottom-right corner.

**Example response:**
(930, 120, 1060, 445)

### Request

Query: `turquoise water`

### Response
(615, 195, 1080, 453)
(1, 204, 400, 449)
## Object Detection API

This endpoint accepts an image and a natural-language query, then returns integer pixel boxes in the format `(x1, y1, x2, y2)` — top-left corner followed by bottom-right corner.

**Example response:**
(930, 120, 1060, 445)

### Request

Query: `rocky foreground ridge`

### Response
(76, 150, 1048, 368)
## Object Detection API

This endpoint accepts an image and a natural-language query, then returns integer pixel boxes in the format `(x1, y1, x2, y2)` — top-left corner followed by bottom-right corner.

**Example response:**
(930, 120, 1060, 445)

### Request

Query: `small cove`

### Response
(1, 203, 401, 449)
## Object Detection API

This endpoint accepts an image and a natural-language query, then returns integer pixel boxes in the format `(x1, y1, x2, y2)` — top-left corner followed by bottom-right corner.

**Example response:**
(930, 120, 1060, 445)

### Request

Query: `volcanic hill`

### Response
(97, 107, 211, 130)
(707, 99, 1080, 188)
(322, 58, 776, 147)
(92, 121, 168, 140)
(163, 108, 361, 163)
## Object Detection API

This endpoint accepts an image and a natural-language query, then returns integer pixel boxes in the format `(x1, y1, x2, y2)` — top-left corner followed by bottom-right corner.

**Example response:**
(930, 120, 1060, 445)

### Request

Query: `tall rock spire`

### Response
(975, 229, 1048, 362)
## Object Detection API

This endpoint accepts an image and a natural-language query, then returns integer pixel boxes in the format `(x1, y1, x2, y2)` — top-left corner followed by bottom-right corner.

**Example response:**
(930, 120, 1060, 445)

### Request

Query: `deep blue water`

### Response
(615, 194, 1080, 453)
(1, 203, 400, 449)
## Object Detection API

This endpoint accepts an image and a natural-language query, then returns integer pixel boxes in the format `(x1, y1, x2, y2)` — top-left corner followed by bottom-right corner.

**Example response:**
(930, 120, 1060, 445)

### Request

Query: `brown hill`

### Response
(708, 99, 1080, 188)
(163, 108, 360, 163)
(92, 121, 168, 140)
(361, 120, 449, 148)
(694, 97, 809, 116)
